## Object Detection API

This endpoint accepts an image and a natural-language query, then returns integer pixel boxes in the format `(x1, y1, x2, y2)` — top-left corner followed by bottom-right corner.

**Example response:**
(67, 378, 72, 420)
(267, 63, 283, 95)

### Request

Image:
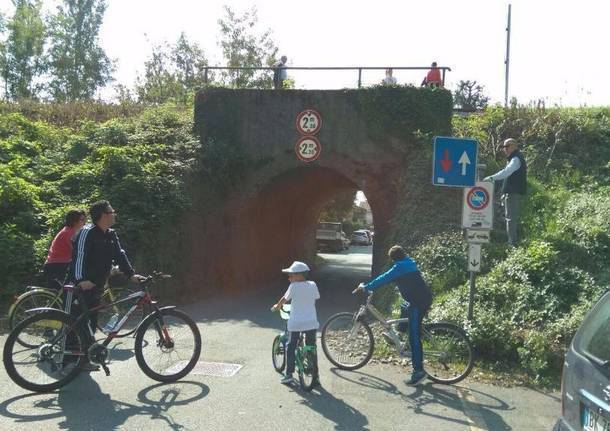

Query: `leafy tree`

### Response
(453, 80, 490, 112)
(135, 33, 209, 104)
(217, 6, 278, 88)
(47, 0, 114, 101)
(318, 191, 357, 224)
(3, 0, 46, 100)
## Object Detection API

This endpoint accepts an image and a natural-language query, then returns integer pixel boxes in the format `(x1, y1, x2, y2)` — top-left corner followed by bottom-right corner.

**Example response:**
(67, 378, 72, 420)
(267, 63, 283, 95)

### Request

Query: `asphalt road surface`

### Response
(0, 246, 560, 430)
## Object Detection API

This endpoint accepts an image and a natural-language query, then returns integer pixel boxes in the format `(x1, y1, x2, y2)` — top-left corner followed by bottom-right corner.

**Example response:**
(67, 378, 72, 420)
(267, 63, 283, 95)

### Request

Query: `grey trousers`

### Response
(503, 193, 523, 246)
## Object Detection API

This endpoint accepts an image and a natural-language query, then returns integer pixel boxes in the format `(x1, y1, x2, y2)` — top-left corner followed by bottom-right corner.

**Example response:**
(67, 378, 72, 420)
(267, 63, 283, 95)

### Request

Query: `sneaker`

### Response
(405, 370, 427, 386)
(80, 362, 101, 372)
(311, 377, 321, 388)
(280, 374, 295, 385)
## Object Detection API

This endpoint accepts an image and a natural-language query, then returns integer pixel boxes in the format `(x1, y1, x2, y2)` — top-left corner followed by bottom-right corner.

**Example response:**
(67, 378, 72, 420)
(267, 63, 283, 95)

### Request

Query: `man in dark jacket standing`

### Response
(484, 138, 527, 247)
(69, 200, 144, 369)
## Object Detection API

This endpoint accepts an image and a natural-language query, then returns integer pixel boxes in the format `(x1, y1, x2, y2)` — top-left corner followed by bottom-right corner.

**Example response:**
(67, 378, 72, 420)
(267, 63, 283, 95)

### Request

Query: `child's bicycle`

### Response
(8, 276, 144, 344)
(3, 272, 201, 393)
(321, 291, 474, 384)
(271, 304, 318, 392)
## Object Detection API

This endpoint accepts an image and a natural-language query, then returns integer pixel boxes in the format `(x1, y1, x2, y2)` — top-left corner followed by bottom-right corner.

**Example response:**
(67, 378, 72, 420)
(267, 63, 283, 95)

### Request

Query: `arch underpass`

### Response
(185, 87, 457, 293)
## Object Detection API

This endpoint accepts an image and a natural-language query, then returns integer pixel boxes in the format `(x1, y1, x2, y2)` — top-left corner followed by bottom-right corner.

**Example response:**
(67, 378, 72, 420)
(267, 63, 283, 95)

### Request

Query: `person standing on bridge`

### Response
(382, 68, 397, 85)
(484, 138, 528, 247)
(353, 245, 432, 386)
(421, 61, 442, 88)
(272, 55, 288, 89)
(271, 261, 320, 387)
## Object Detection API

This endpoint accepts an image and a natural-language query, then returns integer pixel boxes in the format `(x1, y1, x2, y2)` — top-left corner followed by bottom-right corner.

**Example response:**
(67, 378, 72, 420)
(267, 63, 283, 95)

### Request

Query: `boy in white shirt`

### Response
(271, 261, 320, 386)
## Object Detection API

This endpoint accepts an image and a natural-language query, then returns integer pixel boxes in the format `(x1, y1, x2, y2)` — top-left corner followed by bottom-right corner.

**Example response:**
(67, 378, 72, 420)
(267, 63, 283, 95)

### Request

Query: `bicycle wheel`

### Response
(9, 289, 63, 348)
(134, 308, 201, 382)
(321, 312, 374, 370)
(97, 287, 144, 337)
(422, 322, 475, 384)
(297, 341, 317, 392)
(3, 310, 85, 392)
(272, 335, 286, 373)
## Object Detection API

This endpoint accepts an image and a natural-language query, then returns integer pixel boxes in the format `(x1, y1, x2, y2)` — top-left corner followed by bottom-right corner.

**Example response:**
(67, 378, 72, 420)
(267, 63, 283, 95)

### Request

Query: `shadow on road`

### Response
(330, 368, 514, 430)
(0, 376, 209, 431)
(297, 385, 370, 431)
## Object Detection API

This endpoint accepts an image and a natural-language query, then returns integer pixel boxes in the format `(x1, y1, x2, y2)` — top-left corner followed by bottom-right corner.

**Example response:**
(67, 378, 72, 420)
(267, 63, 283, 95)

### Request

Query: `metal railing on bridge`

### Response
(202, 66, 452, 89)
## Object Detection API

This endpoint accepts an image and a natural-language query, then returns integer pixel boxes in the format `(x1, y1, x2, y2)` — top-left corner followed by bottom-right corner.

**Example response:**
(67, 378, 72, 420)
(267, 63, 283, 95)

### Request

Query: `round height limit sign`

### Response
(295, 109, 322, 162)
(296, 109, 322, 135)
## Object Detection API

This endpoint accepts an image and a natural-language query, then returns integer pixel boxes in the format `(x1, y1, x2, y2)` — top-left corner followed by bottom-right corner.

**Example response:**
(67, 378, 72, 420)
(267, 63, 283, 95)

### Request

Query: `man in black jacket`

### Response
(69, 200, 144, 370)
(484, 138, 527, 246)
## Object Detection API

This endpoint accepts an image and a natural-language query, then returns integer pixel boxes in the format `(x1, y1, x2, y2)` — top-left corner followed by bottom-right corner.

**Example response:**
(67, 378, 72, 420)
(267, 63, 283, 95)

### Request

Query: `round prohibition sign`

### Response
(296, 109, 322, 135)
(295, 136, 321, 162)
(466, 187, 490, 210)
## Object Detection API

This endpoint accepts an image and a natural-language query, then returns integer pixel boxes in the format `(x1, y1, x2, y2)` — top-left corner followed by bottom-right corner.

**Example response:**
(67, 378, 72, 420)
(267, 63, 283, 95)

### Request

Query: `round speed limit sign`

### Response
(295, 136, 321, 162)
(296, 109, 322, 135)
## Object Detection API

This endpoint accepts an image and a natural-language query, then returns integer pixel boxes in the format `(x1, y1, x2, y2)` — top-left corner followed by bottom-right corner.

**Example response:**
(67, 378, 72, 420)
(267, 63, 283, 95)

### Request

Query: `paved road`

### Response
(0, 246, 560, 430)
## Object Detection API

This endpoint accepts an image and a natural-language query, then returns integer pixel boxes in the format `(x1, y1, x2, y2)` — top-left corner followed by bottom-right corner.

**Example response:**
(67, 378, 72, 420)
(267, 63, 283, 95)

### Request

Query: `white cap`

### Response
(281, 261, 310, 273)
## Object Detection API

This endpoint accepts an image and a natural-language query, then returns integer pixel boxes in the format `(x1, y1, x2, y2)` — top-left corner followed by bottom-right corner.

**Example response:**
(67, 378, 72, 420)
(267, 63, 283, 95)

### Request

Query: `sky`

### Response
(1, 0, 609, 106)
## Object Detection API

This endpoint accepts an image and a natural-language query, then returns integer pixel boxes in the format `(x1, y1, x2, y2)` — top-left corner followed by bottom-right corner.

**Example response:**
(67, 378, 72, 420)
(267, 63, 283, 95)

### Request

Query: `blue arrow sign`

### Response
(432, 136, 478, 187)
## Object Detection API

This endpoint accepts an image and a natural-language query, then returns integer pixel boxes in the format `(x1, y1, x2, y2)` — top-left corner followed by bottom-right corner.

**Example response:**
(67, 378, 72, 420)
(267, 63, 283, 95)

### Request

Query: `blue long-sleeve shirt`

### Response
(363, 258, 432, 310)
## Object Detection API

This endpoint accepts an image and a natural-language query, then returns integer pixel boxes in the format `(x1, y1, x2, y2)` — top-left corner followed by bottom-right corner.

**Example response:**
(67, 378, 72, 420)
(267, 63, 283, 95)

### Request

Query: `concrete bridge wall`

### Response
(187, 88, 457, 292)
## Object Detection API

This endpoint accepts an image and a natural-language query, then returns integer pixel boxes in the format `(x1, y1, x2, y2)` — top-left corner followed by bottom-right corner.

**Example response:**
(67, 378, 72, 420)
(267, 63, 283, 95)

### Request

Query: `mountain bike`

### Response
(271, 304, 318, 392)
(8, 278, 144, 344)
(3, 272, 201, 393)
(321, 291, 474, 384)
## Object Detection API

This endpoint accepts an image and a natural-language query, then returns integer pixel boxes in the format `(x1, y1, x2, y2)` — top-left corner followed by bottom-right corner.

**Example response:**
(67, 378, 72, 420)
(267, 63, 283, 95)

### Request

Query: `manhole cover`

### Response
(166, 361, 243, 377)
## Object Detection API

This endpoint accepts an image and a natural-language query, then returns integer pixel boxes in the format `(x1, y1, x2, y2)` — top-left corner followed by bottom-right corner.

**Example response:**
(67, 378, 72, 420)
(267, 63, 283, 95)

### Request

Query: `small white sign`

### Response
(462, 181, 494, 229)
(466, 229, 490, 244)
(468, 244, 482, 272)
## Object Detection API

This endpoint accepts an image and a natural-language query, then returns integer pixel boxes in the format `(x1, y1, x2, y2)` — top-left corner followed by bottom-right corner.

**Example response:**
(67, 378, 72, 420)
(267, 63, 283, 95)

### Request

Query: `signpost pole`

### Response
(466, 163, 486, 322)
(468, 271, 475, 321)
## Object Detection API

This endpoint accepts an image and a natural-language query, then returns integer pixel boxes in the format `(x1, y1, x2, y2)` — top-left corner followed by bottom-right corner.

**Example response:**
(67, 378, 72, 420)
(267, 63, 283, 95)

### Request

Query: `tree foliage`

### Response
(3, 0, 46, 100)
(217, 6, 278, 88)
(453, 80, 490, 112)
(135, 33, 209, 104)
(47, 0, 114, 101)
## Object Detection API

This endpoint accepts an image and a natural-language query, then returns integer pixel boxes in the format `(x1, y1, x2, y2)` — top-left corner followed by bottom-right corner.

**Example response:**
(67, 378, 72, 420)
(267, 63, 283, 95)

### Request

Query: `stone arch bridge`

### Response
(185, 88, 459, 292)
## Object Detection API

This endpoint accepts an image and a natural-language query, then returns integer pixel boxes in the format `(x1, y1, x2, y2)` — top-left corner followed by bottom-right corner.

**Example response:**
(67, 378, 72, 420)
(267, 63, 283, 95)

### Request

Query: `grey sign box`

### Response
(468, 244, 482, 272)
(466, 229, 490, 244)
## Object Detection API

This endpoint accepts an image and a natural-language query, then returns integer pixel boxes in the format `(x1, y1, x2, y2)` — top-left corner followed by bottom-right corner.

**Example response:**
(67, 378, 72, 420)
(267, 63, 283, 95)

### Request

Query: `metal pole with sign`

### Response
(463, 167, 493, 321)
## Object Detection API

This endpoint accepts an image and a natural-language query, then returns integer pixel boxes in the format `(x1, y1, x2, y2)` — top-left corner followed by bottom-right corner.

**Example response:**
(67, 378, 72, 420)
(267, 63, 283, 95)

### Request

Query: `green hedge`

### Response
(0, 105, 198, 300)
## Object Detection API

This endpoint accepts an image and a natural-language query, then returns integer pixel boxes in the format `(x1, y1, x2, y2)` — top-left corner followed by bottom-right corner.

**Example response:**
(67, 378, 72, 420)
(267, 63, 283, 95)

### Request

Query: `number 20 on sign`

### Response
(295, 136, 321, 162)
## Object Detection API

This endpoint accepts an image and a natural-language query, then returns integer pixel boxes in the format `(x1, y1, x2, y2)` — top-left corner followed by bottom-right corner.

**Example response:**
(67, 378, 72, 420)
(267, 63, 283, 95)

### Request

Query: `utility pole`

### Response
(504, 4, 512, 107)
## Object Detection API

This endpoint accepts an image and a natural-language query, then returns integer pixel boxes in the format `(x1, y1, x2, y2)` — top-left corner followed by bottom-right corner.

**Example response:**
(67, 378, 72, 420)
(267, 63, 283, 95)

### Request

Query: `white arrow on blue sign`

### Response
(432, 136, 478, 187)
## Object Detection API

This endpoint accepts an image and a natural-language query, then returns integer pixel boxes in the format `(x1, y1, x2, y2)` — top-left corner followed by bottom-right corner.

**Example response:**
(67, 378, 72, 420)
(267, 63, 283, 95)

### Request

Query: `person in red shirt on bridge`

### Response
(421, 62, 442, 88)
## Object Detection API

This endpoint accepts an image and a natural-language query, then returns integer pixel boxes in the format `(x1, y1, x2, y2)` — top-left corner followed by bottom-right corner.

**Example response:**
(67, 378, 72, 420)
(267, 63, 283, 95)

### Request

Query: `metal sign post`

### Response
(464, 164, 492, 321)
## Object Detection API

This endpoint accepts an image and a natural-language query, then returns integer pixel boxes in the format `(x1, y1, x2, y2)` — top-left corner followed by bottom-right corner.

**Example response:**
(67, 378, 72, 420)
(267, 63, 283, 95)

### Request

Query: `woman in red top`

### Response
(421, 62, 442, 88)
(43, 209, 87, 290)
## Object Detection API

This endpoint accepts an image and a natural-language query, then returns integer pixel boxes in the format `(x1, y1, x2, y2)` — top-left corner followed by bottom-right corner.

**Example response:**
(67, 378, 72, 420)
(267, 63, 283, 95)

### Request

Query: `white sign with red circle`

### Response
(296, 109, 322, 135)
(295, 136, 321, 162)
(462, 181, 494, 229)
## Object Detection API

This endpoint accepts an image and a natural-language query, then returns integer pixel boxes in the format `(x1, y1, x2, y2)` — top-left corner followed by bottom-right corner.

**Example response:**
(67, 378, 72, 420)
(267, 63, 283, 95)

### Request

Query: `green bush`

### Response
(0, 104, 199, 298)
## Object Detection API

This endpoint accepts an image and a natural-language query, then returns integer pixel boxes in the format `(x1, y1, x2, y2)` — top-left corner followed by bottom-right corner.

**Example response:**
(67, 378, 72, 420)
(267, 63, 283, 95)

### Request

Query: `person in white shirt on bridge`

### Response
(271, 261, 320, 387)
(382, 68, 397, 86)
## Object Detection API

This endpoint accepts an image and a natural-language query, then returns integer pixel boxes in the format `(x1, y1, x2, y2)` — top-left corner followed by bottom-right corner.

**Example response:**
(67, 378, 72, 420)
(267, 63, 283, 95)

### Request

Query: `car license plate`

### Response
(584, 406, 610, 431)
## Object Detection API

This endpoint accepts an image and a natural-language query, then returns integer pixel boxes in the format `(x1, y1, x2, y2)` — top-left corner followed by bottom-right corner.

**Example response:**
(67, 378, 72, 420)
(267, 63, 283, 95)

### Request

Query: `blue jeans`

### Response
(398, 303, 424, 372)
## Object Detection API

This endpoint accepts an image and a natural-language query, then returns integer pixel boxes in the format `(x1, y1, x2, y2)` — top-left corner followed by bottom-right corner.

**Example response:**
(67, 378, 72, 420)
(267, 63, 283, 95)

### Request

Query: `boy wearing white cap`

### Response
(271, 261, 320, 386)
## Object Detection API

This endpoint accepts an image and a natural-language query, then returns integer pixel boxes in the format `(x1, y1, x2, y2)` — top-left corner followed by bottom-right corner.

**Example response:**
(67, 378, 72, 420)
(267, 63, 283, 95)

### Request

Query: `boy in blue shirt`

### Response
(353, 245, 432, 386)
